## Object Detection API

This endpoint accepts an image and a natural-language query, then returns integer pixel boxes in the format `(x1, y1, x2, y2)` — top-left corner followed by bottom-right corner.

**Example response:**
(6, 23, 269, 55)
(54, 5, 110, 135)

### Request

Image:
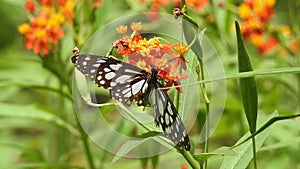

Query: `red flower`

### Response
(258, 37, 278, 54)
(24, 0, 36, 12)
(41, 0, 53, 6)
(56, 0, 67, 6)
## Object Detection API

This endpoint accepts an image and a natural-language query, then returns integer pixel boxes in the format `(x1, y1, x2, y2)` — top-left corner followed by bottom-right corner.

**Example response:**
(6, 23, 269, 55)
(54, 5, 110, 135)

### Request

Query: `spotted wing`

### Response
(72, 54, 150, 106)
(150, 83, 190, 151)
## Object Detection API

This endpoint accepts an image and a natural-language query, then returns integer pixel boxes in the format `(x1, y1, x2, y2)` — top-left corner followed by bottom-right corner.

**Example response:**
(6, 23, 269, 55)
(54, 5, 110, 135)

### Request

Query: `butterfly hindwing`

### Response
(150, 83, 191, 150)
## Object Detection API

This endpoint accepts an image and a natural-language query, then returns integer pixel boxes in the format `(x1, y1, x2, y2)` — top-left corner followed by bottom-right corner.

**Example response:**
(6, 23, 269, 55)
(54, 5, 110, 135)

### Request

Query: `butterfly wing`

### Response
(150, 82, 191, 151)
(72, 54, 150, 106)
(72, 54, 190, 150)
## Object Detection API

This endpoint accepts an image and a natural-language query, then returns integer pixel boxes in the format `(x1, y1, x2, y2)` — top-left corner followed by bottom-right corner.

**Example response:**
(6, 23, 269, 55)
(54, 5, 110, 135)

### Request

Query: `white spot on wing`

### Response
(132, 79, 145, 95)
(93, 63, 100, 67)
(109, 64, 122, 70)
(125, 69, 141, 74)
(105, 72, 115, 80)
(167, 103, 173, 116)
(115, 75, 131, 83)
(110, 82, 116, 87)
(142, 82, 148, 93)
(104, 68, 111, 72)
(82, 61, 87, 66)
(124, 92, 131, 97)
(122, 88, 131, 95)
(97, 59, 106, 63)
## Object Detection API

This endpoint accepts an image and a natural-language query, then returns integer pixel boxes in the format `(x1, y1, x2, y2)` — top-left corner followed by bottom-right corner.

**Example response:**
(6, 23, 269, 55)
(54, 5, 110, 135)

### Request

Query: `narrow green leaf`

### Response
(92, 0, 112, 32)
(259, 136, 300, 152)
(235, 21, 258, 133)
(141, 158, 148, 169)
(111, 138, 150, 164)
(193, 153, 220, 165)
(233, 113, 300, 148)
(0, 103, 80, 137)
(2, 163, 84, 169)
(151, 155, 159, 169)
(219, 112, 276, 169)
(182, 16, 203, 60)
(136, 131, 162, 138)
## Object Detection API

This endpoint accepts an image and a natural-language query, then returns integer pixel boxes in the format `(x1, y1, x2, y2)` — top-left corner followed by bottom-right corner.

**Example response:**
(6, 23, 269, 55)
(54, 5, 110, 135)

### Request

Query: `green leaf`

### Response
(2, 163, 84, 169)
(0, 103, 79, 137)
(233, 113, 300, 148)
(111, 138, 150, 164)
(151, 155, 159, 169)
(193, 153, 220, 165)
(219, 112, 276, 169)
(182, 19, 203, 60)
(92, 0, 112, 32)
(59, 30, 75, 63)
(136, 131, 162, 138)
(235, 21, 258, 133)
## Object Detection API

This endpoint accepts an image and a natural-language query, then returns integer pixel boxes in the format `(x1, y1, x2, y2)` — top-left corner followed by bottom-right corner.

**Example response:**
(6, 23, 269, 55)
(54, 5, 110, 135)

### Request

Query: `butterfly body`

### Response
(72, 54, 190, 150)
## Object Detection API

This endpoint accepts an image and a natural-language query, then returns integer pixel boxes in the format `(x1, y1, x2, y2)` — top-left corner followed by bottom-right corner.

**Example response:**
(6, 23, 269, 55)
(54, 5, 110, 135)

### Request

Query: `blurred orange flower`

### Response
(141, 0, 209, 18)
(238, 0, 277, 54)
(18, 0, 75, 57)
(24, 0, 36, 12)
(185, 0, 209, 12)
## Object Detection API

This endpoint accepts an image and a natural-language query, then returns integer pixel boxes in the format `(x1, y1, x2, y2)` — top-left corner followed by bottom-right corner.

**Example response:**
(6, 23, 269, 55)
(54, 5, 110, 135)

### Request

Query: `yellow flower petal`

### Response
(18, 23, 31, 34)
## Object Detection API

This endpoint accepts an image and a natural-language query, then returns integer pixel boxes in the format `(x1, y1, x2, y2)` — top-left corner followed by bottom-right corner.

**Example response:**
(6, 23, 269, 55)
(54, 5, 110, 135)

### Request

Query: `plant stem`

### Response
(251, 136, 257, 169)
(198, 61, 210, 169)
(75, 109, 95, 169)
(179, 149, 200, 169)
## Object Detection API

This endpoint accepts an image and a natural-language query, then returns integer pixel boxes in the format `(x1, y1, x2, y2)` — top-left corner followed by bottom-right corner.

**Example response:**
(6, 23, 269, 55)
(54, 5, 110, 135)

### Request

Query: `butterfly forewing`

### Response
(72, 54, 149, 106)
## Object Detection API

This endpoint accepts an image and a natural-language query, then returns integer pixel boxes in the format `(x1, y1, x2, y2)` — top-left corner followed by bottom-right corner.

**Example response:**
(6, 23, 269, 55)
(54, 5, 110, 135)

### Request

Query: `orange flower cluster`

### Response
(140, 0, 208, 19)
(18, 0, 75, 57)
(238, 0, 278, 54)
(113, 22, 189, 92)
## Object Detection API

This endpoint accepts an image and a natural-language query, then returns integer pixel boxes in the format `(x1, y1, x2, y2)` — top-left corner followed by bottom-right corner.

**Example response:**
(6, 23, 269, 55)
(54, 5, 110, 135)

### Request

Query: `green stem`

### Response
(198, 61, 210, 169)
(160, 67, 300, 90)
(57, 82, 68, 159)
(179, 149, 200, 169)
(75, 113, 96, 169)
(251, 136, 257, 169)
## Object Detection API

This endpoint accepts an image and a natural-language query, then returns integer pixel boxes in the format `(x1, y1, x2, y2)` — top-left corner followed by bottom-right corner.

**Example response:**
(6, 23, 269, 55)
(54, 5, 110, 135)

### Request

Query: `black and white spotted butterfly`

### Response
(72, 53, 191, 151)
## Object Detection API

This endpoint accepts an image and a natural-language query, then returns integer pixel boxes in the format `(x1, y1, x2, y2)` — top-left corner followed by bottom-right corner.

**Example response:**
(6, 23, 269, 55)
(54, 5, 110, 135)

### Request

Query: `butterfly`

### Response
(71, 53, 191, 151)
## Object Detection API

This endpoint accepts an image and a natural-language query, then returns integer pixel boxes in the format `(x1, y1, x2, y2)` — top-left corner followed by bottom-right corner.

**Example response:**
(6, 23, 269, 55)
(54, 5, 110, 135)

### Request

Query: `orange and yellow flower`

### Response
(113, 22, 189, 92)
(238, 0, 277, 54)
(19, 0, 75, 57)
(140, 0, 209, 19)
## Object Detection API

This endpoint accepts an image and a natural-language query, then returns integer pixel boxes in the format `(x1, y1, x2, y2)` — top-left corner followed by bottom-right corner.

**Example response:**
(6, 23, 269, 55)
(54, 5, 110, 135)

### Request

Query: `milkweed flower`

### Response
(238, 0, 277, 54)
(140, 0, 209, 19)
(18, 0, 75, 58)
(113, 22, 189, 92)
(24, 0, 36, 12)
